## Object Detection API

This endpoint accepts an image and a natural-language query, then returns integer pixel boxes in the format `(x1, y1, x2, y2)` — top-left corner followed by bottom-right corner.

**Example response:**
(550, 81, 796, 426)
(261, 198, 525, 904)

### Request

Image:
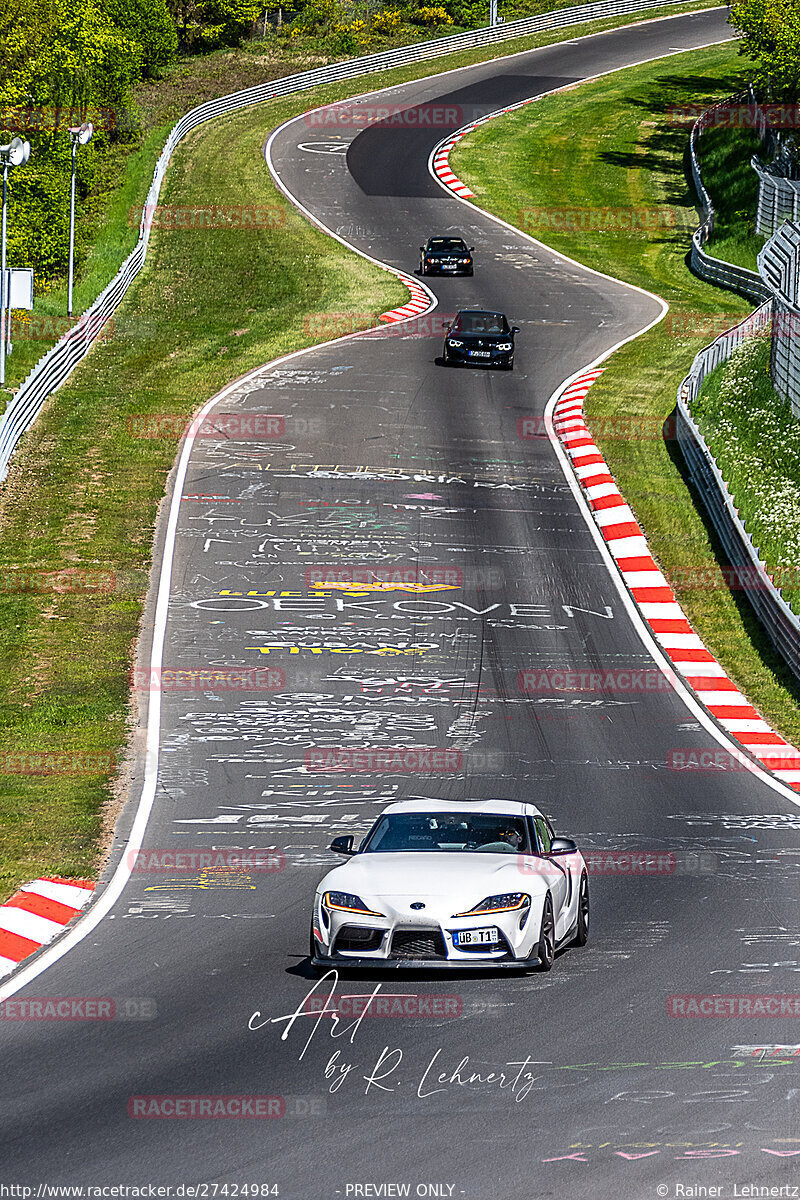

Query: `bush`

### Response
(372, 7, 402, 31)
(410, 4, 453, 24)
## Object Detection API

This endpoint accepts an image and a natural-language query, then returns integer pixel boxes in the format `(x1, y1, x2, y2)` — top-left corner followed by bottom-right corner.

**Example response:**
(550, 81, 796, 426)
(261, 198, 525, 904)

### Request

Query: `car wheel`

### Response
(466, 268, 473, 276)
(309, 922, 324, 973)
(573, 874, 589, 946)
(533, 894, 555, 971)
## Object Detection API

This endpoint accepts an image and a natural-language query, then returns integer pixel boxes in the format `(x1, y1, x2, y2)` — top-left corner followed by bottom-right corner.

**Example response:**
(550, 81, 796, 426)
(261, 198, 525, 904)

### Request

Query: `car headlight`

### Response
(496, 343, 512, 351)
(460, 257, 471, 263)
(426, 257, 435, 263)
(322, 890, 384, 916)
(453, 893, 531, 916)
(447, 339, 463, 348)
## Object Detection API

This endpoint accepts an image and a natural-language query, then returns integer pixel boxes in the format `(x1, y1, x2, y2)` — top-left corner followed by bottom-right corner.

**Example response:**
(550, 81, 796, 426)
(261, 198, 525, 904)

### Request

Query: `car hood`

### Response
(451, 331, 510, 342)
(319, 852, 546, 905)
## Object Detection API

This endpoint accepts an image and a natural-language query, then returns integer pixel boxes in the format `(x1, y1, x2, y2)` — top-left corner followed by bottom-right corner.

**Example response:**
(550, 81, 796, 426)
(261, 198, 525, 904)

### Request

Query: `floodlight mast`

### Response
(67, 123, 93, 318)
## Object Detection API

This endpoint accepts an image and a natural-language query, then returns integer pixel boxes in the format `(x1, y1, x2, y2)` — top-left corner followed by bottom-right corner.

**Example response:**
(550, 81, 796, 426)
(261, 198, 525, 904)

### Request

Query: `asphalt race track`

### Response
(4, 9, 800, 1196)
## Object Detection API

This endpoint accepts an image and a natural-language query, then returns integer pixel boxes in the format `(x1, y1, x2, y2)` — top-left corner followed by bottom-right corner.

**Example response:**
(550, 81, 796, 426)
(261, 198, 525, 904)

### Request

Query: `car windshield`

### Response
(361, 812, 530, 853)
(429, 238, 466, 251)
(451, 312, 509, 335)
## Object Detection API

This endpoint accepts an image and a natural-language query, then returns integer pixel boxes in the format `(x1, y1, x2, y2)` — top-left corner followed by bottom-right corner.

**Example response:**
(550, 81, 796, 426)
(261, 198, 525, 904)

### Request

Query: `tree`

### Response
(167, 0, 262, 51)
(101, 0, 178, 78)
(730, 0, 800, 100)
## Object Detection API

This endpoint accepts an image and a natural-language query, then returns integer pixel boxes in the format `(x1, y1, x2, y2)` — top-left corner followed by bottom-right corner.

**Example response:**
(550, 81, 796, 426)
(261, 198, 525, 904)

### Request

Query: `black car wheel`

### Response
(573, 875, 589, 946)
(532, 895, 555, 972)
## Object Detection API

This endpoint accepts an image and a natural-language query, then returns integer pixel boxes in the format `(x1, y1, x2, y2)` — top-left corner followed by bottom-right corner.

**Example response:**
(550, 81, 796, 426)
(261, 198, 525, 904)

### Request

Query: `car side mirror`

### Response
(419, 246, 424, 252)
(444, 323, 451, 332)
(512, 326, 520, 333)
(469, 246, 475, 252)
(330, 835, 356, 856)
(549, 837, 578, 856)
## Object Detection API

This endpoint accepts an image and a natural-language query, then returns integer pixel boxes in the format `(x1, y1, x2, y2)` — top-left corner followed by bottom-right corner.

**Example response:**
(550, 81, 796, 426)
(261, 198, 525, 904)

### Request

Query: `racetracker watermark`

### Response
(666, 748, 800, 772)
(130, 205, 286, 230)
(304, 313, 452, 339)
(667, 102, 800, 128)
(0, 752, 113, 775)
(0, 567, 116, 595)
(519, 414, 676, 440)
(518, 206, 693, 233)
(668, 994, 800, 1017)
(518, 850, 718, 877)
(518, 667, 676, 693)
(1, 997, 157, 1021)
(127, 1096, 285, 1119)
(305, 565, 474, 588)
(10, 313, 115, 343)
(304, 993, 463, 1017)
(0, 103, 118, 132)
(126, 414, 287, 440)
(304, 103, 463, 128)
(304, 748, 463, 772)
(668, 564, 800, 591)
(130, 667, 286, 692)
(127, 849, 285, 873)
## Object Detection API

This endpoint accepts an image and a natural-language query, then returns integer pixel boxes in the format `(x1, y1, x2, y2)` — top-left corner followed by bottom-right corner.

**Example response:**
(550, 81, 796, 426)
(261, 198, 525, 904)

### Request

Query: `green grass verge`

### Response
(451, 40, 800, 748)
(696, 122, 765, 271)
(694, 336, 800, 613)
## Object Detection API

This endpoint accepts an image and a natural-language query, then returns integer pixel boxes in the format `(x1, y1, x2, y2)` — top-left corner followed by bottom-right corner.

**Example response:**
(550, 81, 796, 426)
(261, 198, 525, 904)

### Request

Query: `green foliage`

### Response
(410, 3, 453, 22)
(101, 0, 178, 78)
(167, 0, 263, 52)
(729, 0, 800, 100)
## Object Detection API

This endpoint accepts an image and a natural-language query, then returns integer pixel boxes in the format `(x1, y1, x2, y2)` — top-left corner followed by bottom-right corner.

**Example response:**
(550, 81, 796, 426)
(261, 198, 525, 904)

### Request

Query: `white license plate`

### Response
(454, 927, 500, 946)
(469, 351, 491, 358)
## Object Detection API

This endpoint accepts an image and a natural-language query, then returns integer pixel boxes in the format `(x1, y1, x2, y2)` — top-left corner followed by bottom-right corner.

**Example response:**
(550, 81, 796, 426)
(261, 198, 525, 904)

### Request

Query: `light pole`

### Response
(67, 122, 92, 319)
(0, 136, 31, 388)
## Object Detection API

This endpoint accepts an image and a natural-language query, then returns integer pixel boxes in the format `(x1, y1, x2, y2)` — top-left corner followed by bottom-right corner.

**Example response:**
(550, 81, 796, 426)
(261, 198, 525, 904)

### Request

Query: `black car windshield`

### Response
(428, 238, 467, 251)
(451, 312, 509, 335)
(361, 812, 530, 853)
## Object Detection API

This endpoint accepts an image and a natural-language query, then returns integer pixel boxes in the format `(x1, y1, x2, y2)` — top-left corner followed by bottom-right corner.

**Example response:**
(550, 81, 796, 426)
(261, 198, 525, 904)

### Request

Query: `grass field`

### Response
(451, 40, 800, 748)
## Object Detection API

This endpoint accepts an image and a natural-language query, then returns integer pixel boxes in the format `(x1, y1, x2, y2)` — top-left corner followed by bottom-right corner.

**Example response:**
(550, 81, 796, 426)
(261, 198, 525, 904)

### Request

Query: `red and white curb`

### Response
(0, 877, 95, 977)
(432, 130, 477, 198)
(379, 274, 433, 323)
(431, 99, 544, 200)
(554, 370, 800, 792)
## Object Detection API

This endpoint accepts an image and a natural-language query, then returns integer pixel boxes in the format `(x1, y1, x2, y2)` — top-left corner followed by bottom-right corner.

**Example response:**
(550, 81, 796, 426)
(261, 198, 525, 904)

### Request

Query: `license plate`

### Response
(469, 351, 491, 358)
(453, 927, 500, 946)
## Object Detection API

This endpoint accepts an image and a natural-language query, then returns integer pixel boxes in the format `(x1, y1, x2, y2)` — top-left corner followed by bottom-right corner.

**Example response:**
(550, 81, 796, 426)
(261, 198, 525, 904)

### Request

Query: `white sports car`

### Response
(310, 798, 589, 971)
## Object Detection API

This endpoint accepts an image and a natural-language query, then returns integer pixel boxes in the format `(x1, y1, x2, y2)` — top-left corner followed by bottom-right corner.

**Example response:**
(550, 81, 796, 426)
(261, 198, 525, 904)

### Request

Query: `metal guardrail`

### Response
(688, 92, 772, 303)
(676, 302, 800, 680)
(0, 0, 708, 481)
(679, 98, 800, 679)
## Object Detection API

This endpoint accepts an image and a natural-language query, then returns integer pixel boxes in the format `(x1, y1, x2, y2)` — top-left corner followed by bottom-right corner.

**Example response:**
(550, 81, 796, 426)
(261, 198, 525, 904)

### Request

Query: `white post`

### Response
(68, 138, 77, 318)
(0, 166, 7, 387)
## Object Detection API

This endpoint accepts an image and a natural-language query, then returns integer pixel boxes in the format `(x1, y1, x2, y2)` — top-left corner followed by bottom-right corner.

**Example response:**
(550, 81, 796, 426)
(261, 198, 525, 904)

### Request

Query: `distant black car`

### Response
(443, 309, 519, 370)
(419, 236, 474, 276)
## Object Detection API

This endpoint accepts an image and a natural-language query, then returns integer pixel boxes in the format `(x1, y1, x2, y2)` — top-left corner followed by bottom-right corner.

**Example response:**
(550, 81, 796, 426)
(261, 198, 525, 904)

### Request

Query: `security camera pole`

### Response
(0, 136, 32, 387)
(67, 123, 93, 319)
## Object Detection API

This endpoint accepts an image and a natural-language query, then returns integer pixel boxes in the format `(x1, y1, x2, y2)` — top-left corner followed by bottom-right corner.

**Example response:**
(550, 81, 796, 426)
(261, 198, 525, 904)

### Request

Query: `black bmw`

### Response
(419, 235, 474, 276)
(442, 310, 519, 370)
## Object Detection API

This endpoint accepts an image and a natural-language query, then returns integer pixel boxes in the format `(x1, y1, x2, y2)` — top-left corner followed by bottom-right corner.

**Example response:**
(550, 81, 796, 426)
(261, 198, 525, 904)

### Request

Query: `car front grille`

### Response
(391, 929, 447, 960)
(334, 925, 385, 953)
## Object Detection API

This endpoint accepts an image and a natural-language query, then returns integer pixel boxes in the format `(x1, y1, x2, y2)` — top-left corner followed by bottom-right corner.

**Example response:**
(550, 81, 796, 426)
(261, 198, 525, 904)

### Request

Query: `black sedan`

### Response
(442, 310, 519, 370)
(419, 235, 474, 276)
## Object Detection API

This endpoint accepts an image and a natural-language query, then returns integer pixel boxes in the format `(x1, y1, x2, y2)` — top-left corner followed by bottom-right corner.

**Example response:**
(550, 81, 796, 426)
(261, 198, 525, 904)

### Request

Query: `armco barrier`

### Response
(0, 0, 710, 481)
(676, 301, 800, 681)
(688, 93, 772, 304)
